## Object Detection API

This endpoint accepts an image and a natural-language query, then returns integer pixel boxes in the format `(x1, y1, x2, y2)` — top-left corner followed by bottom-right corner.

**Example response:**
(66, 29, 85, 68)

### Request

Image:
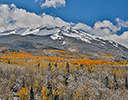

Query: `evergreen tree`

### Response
(30, 86, 34, 100)
(55, 62, 57, 68)
(8, 60, 10, 64)
(125, 77, 128, 89)
(80, 64, 83, 69)
(105, 76, 109, 88)
(66, 62, 70, 73)
(48, 62, 52, 71)
(37, 63, 40, 67)
(114, 74, 118, 90)
(22, 77, 25, 88)
(47, 81, 52, 97)
(54, 88, 59, 100)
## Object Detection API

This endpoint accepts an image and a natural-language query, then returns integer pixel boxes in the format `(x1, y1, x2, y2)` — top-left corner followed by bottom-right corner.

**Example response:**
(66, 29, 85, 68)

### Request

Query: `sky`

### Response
(1, 0, 128, 26)
(0, 0, 128, 48)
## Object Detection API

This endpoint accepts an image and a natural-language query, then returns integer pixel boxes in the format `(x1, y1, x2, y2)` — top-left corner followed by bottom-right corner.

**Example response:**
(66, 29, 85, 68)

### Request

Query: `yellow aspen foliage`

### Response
(112, 68, 117, 75)
(110, 83, 114, 89)
(57, 84, 64, 97)
(74, 89, 84, 100)
(34, 81, 39, 91)
(40, 85, 49, 100)
(116, 68, 124, 78)
(17, 87, 29, 100)
(104, 67, 109, 74)
(87, 66, 93, 73)
(9, 74, 15, 83)
(53, 89, 59, 96)
(4, 90, 11, 100)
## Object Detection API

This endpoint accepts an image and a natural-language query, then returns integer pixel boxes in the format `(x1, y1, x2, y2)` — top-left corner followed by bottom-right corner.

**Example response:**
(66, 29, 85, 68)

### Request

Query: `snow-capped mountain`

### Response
(0, 25, 116, 45)
(0, 25, 128, 60)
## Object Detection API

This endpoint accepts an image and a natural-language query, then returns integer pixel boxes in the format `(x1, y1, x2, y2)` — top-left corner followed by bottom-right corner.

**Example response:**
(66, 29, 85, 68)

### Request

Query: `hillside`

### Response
(0, 49, 128, 99)
(0, 26, 128, 99)
(0, 29, 128, 60)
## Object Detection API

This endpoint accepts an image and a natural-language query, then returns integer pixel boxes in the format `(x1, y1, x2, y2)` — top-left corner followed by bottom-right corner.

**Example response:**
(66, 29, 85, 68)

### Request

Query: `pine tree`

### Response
(48, 62, 52, 71)
(125, 77, 128, 89)
(114, 74, 118, 90)
(55, 62, 57, 68)
(37, 63, 40, 67)
(64, 73, 69, 87)
(54, 95, 59, 100)
(22, 77, 25, 88)
(65, 77, 68, 86)
(47, 81, 52, 97)
(54, 88, 59, 100)
(105, 76, 109, 88)
(30, 86, 34, 100)
(80, 64, 83, 69)
(66, 62, 70, 73)
(8, 60, 10, 64)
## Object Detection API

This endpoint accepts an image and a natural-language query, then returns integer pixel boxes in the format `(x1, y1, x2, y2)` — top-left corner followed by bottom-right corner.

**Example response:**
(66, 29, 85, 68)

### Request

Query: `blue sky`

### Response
(1, 0, 128, 26)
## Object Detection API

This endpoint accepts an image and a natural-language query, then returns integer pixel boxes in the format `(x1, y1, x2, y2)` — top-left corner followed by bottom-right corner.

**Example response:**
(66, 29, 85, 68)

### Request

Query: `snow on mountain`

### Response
(0, 25, 128, 60)
(0, 24, 123, 49)
(0, 25, 96, 44)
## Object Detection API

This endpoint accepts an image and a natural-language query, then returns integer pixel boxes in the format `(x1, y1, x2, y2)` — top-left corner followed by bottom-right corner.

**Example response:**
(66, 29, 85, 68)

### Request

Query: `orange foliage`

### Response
(0, 50, 127, 69)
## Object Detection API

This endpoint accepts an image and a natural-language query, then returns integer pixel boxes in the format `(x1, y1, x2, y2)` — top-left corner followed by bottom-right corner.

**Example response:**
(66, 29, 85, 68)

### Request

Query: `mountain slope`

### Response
(0, 26, 128, 60)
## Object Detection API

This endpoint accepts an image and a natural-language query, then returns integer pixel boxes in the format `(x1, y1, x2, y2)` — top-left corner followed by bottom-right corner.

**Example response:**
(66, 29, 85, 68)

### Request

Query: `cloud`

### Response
(73, 23, 92, 32)
(35, 0, 38, 2)
(0, 4, 69, 32)
(93, 20, 121, 37)
(73, 20, 128, 48)
(41, 0, 66, 8)
(94, 20, 120, 33)
(106, 31, 128, 48)
(74, 23, 109, 37)
(0, 4, 128, 48)
(73, 20, 120, 37)
(116, 18, 128, 28)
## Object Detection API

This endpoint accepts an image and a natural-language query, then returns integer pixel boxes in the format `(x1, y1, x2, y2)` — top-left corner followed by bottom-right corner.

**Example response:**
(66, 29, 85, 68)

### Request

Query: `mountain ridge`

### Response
(0, 32, 128, 60)
(0, 25, 128, 60)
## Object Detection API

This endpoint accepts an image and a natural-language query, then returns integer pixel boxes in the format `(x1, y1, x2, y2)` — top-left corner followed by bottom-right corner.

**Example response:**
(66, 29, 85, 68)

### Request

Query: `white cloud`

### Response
(106, 31, 128, 48)
(73, 23, 92, 32)
(73, 20, 128, 48)
(73, 20, 120, 37)
(92, 20, 128, 48)
(35, 0, 38, 2)
(116, 18, 128, 28)
(0, 4, 69, 32)
(41, 0, 66, 8)
(0, 4, 128, 48)
(93, 20, 121, 37)
(94, 20, 120, 33)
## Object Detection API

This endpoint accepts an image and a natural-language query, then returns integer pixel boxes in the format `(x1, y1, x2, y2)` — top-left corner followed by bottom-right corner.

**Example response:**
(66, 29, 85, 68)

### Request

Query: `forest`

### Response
(0, 49, 128, 100)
